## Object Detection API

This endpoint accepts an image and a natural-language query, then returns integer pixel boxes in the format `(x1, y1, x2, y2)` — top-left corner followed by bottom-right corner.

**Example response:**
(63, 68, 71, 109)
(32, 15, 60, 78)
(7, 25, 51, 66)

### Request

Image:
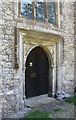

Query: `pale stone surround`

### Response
(0, 0, 74, 118)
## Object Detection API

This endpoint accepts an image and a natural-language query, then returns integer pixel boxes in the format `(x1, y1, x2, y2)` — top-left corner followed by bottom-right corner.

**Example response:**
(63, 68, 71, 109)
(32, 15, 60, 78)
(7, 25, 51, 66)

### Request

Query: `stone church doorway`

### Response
(25, 46, 49, 99)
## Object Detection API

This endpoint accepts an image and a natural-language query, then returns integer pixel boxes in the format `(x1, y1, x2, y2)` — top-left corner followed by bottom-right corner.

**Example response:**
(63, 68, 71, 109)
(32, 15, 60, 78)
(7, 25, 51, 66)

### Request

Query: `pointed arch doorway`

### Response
(25, 46, 49, 99)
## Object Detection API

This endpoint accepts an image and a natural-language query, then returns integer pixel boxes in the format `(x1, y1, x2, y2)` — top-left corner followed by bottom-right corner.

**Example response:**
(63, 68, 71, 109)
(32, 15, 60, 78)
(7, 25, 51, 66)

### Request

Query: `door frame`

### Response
(25, 45, 53, 98)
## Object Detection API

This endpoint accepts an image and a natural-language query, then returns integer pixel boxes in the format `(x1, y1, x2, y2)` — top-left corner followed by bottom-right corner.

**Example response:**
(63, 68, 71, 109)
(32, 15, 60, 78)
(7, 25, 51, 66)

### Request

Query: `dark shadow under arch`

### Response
(25, 46, 52, 99)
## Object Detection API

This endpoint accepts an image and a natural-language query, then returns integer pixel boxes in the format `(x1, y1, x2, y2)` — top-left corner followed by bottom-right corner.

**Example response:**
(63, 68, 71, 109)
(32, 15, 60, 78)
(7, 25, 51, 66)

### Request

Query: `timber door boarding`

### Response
(25, 47, 49, 99)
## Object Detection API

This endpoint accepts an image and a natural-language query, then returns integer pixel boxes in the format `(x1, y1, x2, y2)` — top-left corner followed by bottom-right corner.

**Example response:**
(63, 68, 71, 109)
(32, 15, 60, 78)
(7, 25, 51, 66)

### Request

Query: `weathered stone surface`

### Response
(0, 0, 75, 118)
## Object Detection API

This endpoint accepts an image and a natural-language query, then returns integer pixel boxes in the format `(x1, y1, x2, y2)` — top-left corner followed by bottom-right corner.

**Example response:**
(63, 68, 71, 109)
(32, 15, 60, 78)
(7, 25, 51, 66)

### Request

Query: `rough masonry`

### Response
(0, 0, 75, 118)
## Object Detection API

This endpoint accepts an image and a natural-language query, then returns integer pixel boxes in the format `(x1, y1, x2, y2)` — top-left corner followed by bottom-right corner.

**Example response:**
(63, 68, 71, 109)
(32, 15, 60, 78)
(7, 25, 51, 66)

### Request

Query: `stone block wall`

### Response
(57, 2, 74, 93)
(0, 0, 2, 119)
(0, 0, 23, 118)
(74, 2, 76, 92)
(0, 0, 75, 118)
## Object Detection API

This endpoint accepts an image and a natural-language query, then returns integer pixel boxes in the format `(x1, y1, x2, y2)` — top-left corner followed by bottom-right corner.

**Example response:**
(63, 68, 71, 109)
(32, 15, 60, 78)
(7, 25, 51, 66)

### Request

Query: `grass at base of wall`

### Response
(53, 108, 62, 112)
(65, 95, 76, 105)
(20, 110, 50, 119)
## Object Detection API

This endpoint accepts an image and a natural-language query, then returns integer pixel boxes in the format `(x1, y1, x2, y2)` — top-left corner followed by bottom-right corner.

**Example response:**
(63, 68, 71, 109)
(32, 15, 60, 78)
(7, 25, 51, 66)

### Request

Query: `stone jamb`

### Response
(17, 28, 61, 99)
(17, 30, 56, 98)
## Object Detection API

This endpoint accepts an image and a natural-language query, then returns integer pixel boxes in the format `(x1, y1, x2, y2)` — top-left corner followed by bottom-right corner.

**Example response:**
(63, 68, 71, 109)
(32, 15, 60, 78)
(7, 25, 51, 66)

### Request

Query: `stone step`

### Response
(25, 94, 56, 108)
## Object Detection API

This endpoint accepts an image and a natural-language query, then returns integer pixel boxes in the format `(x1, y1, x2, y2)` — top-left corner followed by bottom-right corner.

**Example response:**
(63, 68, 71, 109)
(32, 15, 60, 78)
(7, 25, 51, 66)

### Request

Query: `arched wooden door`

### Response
(25, 46, 49, 99)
